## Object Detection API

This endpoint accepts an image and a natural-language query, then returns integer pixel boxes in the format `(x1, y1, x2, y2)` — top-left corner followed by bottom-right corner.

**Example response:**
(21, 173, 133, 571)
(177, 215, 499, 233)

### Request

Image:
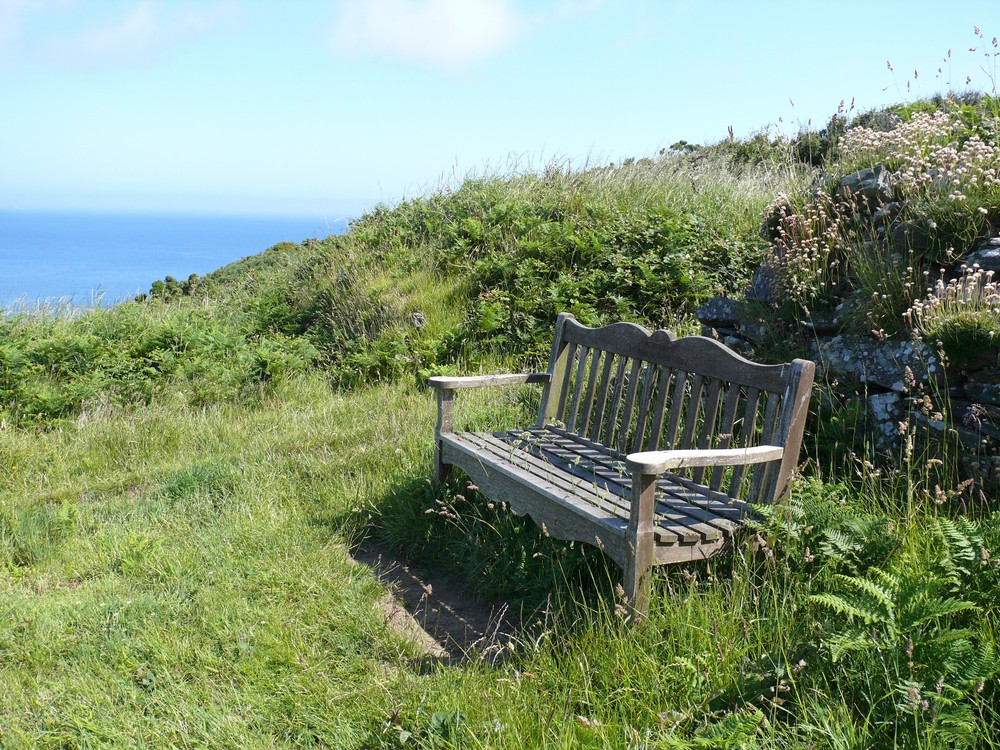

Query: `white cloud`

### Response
(2, 0, 239, 69)
(0, 0, 27, 48)
(0, 0, 74, 55)
(330, 0, 525, 70)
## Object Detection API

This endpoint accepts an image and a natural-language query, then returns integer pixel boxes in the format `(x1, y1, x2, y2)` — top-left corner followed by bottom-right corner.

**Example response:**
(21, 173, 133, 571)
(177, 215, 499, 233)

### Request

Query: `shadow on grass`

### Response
(351, 537, 524, 666)
(346, 472, 618, 665)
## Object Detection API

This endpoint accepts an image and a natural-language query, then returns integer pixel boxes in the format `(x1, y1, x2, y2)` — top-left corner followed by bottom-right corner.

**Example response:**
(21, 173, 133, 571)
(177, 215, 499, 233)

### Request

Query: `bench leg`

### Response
(624, 471, 657, 620)
(623, 530, 654, 619)
(434, 441, 452, 485)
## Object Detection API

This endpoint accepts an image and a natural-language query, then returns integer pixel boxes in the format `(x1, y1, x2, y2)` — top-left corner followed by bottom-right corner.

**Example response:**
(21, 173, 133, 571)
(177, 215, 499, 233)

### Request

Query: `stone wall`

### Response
(695, 166, 1000, 488)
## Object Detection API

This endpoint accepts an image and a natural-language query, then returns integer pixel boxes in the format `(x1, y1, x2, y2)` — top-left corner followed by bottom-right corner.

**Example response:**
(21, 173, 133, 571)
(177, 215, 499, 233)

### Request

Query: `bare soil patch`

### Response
(351, 540, 524, 664)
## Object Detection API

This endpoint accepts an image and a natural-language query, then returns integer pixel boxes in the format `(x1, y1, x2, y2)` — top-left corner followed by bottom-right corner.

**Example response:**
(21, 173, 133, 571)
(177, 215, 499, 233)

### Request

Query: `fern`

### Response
(936, 516, 981, 583)
(832, 573, 895, 618)
(826, 628, 880, 662)
(904, 597, 978, 628)
(809, 592, 887, 627)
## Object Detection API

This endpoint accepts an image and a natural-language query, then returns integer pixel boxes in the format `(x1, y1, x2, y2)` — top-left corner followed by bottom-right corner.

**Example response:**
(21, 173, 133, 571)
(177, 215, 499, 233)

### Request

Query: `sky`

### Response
(1, 0, 998, 220)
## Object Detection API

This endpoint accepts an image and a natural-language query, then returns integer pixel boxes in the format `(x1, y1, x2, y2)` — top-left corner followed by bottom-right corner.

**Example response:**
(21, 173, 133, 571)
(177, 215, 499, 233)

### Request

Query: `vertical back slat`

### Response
(690, 377, 723, 484)
(632, 362, 658, 452)
(709, 383, 743, 492)
(645, 366, 673, 451)
(602, 356, 629, 448)
(766, 360, 816, 503)
(590, 353, 617, 441)
(537, 314, 572, 426)
(554, 341, 578, 425)
(678, 374, 705, 451)
(577, 348, 603, 438)
(749, 391, 782, 502)
(664, 370, 689, 449)
(617, 358, 644, 453)
(727, 387, 761, 498)
(566, 345, 590, 432)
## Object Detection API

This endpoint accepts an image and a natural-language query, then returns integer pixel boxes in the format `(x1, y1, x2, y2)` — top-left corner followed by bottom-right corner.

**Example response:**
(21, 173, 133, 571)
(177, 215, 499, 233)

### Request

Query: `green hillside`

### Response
(1, 94, 999, 748)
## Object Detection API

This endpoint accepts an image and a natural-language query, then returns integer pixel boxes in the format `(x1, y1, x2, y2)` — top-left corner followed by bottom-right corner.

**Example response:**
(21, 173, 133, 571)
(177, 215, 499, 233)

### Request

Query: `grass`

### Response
(1, 91, 999, 747)
(2, 371, 996, 748)
(0, 375, 437, 746)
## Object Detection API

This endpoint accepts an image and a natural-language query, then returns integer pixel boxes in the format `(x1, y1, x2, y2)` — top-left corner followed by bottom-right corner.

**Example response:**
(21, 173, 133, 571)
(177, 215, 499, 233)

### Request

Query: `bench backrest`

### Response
(536, 313, 815, 505)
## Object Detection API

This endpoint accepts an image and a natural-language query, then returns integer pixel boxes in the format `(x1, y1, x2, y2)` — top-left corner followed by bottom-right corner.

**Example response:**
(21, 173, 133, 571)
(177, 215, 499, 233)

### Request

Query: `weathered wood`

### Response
(536, 427, 756, 527)
(538, 313, 573, 426)
(679, 373, 705, 451)
(439, 437, 630, 565)
(625, 445, 784, 474)
(429, 372, 551, 390)
(602, 355, 629, 448)
(554, 341, 578, 426)
(561, 317, 790, 393)
(750, 392, 782, 503)
(499, 428, 733, 543)
(430, 313, 815, 618)
(727, 387, 761, 499)
(617, 358, 644, 454)
(625, 470, 657, 617)
(567, 346, 590, 431)
(632, 362, 657, 453)
(768, 359, 815, 503)
(710, 383, 743, 492)
(692, 378, 724, 484)
(588, 352, 617, 440)
(435, 388, 455, 483)
(577, 348, 603, 437)
(469, 436, 704, 545)
(664, 370, 688, 449)
(645, 366, 672, 452)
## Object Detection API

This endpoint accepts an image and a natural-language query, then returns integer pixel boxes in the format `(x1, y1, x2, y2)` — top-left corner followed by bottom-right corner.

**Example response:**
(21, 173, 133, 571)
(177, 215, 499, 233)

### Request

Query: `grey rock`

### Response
(868, 392, 903, 438)
(811, 335, 942, 392)
(695, 297, 746, 327)
(759, 202, 786, 242)
(745, 265, 778, 304)
(722, 335, 743, 349)
(964, 371, 1000, 406)
(803, 308, 842, 334)
(964, 242, 1000, 275)
(890, 220, 928, 253)
(950, 398, 1000, 439)
(739, 323, 769, 344)
(913, 411, 990, 453)
(410, 312, 427, 329)
(872, 201, 903, 228)
(838, 166, 897, 210)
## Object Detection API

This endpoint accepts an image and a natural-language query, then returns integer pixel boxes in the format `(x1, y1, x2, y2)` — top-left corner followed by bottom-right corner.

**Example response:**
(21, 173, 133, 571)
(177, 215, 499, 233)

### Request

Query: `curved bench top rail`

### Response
(558, 314, 803, 394)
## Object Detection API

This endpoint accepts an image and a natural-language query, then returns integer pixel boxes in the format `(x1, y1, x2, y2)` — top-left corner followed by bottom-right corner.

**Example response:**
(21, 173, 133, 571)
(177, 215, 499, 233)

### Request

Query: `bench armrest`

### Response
(625, 445, 784, 475)
(429, 373, 551, 390)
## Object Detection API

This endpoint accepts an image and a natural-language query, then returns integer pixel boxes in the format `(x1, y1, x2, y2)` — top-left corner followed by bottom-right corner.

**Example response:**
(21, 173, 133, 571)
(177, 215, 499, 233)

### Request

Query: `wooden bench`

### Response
(429, 313, 815, 615)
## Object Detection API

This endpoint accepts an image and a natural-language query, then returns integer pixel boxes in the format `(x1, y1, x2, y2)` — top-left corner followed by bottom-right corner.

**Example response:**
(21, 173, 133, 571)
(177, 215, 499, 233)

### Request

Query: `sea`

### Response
(1, 210, 349, 309)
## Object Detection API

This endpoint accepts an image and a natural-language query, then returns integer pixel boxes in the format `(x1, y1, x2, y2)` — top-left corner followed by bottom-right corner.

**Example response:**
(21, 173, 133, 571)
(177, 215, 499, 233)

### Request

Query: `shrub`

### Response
(905, 266, 1000, 368)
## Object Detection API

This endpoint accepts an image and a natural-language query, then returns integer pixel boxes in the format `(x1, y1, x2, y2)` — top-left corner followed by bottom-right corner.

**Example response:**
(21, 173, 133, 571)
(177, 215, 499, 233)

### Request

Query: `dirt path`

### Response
(352, 541, 525, 664)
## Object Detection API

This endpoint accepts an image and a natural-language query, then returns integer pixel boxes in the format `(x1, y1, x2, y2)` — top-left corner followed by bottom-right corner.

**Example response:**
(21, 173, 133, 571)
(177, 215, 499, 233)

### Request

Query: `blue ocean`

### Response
(1, 210, 348, 308)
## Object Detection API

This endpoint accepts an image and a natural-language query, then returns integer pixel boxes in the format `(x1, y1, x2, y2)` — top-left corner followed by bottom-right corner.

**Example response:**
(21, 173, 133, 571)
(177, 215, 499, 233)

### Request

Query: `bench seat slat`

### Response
(441, 434, 630, 528)
(446, 431, 739, 545)
(498, 429, 743, 536)
(457, 432, 713, 544)
(500, 437, 726, 544)
(443, 432, 690, 546)
(513, 427, 748, 528)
